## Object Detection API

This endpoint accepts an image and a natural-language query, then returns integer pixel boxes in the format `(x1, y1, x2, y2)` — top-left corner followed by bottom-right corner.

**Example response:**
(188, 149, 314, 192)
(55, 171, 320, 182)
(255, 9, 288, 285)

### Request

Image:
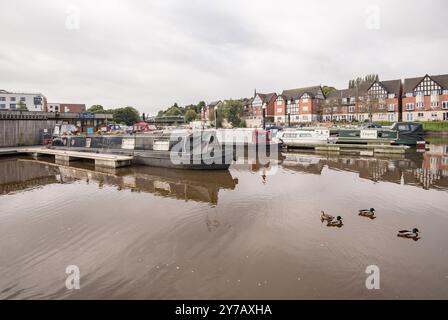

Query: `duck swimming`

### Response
(327, 216, 343, 227)
(397, 228, 420, 240)
(359, 208, 376, 219)
(320, 211, 334, 222)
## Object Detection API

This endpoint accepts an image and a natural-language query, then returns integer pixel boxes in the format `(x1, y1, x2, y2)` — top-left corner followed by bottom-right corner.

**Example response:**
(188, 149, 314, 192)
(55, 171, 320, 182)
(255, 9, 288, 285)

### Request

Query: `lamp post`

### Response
(214, 106, 218, 128)
(262, 104, 266, 130)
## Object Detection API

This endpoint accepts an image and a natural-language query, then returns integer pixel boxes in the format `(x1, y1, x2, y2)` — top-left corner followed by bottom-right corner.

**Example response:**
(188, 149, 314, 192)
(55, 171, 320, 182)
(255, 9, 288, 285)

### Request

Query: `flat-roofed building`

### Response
(0, 89, 47, 111)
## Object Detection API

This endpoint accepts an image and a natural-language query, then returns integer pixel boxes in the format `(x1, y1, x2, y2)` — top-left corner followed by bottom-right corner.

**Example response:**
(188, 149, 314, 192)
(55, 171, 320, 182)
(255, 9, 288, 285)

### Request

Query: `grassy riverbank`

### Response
(367, 121, 448, 132)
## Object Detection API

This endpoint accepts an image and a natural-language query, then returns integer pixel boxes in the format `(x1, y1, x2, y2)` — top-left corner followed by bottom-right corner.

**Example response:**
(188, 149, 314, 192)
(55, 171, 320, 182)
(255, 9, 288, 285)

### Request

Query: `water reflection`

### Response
(280, 144, 448, 191)
(0, 158, 238, 205)
(0, 141, 447, 300)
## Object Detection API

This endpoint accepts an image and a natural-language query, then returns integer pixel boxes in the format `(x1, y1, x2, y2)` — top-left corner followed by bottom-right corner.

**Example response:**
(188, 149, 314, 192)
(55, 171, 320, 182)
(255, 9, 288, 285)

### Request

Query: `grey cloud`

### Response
(1, 0, 447, 114)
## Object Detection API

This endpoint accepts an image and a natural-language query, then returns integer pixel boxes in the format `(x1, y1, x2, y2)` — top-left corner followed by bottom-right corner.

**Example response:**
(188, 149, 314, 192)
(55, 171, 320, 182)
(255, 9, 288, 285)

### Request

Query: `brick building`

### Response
(274, 86, 325, 124)
(323, 79, 402, 122)
(402, 74, 448, 122)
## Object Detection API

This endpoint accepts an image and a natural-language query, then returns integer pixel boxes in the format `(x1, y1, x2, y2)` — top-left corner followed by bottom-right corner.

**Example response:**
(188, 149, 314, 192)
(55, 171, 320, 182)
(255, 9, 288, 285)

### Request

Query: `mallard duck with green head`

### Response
(397, 228, 420, 240)
(359, 208, 376, 219)
(327, 216, 343, 227)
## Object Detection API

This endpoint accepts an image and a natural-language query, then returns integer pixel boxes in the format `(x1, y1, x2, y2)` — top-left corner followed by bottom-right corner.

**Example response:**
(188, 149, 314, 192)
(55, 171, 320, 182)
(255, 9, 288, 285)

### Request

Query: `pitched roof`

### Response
(404, 74, 448, 92)
(326, 79, 401, 99)
(378, 79, 401, 96)
(242, 97, 254, 106)
(431, 74, 448, 89)
(256, 92, 277, 104)
(281, 86, 323, 100)
(326, 82, 372, 99)
(403, 76, 425, 93)
(207, 101, 222, 108)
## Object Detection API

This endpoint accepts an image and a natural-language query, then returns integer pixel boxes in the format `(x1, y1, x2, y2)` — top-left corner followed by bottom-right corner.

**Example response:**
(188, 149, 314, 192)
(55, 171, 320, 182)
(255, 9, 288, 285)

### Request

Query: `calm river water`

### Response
(1, 139, 448, 299)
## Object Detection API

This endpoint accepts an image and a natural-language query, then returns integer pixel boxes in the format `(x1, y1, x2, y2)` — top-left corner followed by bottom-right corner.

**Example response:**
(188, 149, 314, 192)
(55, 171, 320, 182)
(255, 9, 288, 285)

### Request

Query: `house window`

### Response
(442, 101, 448, 110)
(417, 102, 424, 108)
(0, 97, 5, 101)
(20, 97, 26, 102)
(277, 107, 283, 113)
(406, 93, 413, 98)
(406, 103, 415, 111)
(10, 104, 16, 109)
(302, 106, 309, 112)
(406, 113, 413, 121)
(287, 102, 299, 115)
(418, 113, 424, 117)
(431, 101, 439, 107)
(349, 106, 355, 112)
(388, 104, 395, 111)
(277, 100, 283, 106)
(0, 104, 5, 108)
(10, 97, 16, 102)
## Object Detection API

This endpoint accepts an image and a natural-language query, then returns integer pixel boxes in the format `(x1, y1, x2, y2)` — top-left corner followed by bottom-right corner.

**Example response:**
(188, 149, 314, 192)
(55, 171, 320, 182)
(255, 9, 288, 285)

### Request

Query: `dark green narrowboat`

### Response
(334, 122, 425, 146)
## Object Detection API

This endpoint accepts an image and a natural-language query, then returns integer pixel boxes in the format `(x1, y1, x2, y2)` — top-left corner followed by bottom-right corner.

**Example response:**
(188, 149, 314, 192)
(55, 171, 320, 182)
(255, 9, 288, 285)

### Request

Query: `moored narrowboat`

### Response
(51, 130, 234, 170)
(333, 122, 425, 146)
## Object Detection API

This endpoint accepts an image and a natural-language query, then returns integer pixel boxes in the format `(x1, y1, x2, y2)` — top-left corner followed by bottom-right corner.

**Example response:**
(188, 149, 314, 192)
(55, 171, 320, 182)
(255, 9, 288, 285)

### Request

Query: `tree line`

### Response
(87, 105, 141, 126)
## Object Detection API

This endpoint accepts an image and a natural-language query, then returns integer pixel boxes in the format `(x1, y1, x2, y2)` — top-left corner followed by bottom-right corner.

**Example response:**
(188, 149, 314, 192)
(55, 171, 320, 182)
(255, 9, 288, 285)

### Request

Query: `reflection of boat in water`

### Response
(0, 158, 237, 204)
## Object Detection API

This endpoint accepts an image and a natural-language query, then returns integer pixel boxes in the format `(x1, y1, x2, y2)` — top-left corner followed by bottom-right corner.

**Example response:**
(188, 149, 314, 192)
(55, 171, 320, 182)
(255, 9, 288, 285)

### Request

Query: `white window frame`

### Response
(442, 101, 448, 110)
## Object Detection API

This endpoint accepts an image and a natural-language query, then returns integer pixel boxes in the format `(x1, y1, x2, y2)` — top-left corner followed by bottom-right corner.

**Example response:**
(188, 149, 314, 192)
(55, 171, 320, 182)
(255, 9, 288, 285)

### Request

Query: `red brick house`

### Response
(323, 79, 401, 123)
(201, 101, 223, 122)
(402, 74, 448, 122)
(274, 86, 325, 124)
(244, 92, 277, 128)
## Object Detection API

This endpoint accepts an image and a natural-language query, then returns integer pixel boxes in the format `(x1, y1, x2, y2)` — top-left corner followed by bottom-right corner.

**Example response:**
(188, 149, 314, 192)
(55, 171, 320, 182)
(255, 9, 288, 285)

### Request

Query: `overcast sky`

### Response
(1, 0, 447, 115)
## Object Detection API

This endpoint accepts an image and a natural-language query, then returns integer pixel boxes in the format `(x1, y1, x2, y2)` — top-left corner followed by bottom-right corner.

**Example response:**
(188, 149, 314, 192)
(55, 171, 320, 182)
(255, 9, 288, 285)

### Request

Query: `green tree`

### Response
(87, 105, 106, 113)
(112, 106, 141, 125)
(322, 86, 337, 97)
(349, 74, 379, 88)
(17, 101, 28, 111)
(223, 99, 244, 128)
(196, 101, 206, 114)
(208, 106, 224, 128)
(164, 103, 183, 116)
(184, 109, 197, 123)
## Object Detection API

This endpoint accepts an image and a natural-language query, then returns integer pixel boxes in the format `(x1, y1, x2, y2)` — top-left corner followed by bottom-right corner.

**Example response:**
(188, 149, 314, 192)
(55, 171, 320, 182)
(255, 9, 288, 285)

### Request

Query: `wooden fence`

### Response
(0, 120, 56, 147)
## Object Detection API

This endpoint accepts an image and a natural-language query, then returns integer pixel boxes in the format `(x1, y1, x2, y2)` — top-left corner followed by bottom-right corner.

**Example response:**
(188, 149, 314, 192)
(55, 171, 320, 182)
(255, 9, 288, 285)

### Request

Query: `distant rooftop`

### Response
(0, 89, 45, 95)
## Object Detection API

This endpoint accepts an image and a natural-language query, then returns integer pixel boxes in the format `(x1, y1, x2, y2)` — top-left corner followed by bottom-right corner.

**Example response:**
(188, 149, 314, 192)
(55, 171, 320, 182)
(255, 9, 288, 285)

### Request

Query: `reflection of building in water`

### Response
(0, 158, 60, 195)
(280, 150, 448, 191)
(412, 144, 448, 190)
(0, 159, 237, 205)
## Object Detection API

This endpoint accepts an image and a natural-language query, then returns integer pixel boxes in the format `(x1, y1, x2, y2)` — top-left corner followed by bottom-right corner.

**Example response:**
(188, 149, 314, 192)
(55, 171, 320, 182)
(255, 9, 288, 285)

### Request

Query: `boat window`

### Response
(299, 133, 312, 138)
